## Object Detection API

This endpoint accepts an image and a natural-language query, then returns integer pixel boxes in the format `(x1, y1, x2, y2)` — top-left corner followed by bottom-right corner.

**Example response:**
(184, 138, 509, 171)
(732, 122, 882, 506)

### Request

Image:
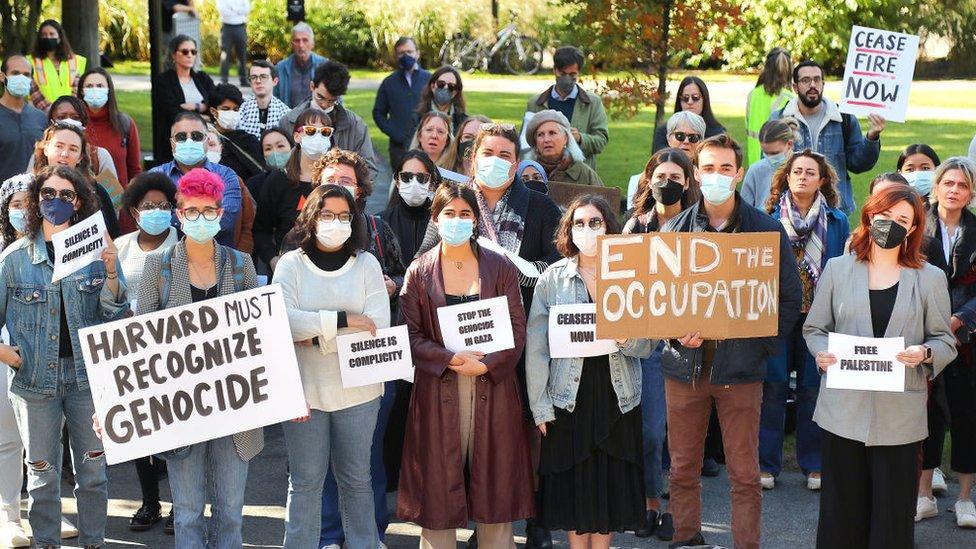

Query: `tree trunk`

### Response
(654, 0, 673, 128)
(62, 0, 99, 68)
(0, 0, 43, 56)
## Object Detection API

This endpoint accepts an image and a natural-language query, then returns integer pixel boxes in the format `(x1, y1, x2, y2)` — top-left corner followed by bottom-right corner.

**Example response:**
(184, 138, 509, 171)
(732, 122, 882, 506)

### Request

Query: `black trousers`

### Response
(925, 360, 976, 472)
(817, 430, 919, 549)
(134, 456, 164, 508)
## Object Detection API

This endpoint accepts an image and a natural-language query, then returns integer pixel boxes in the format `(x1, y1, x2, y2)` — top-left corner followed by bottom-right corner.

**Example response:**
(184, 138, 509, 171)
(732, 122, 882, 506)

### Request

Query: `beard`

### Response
(799, 89, 822, 109)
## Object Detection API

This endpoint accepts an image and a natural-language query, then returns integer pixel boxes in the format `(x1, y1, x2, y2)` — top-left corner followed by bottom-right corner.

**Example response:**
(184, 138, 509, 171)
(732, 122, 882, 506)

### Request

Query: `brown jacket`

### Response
(397, 244, 534, 529)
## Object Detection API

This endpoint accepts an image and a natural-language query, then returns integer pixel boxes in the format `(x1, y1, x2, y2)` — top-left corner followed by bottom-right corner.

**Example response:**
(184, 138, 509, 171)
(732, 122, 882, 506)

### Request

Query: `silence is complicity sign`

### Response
(839, 26, 920, 123)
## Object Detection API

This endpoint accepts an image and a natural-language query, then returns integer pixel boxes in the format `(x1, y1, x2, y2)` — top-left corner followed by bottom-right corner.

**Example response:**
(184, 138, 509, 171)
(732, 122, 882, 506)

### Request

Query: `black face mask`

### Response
(39, 38, 59, 52)
(651, 178, 684, 206)
(457, 140, 473, 163)
(869, 218, 909, 250)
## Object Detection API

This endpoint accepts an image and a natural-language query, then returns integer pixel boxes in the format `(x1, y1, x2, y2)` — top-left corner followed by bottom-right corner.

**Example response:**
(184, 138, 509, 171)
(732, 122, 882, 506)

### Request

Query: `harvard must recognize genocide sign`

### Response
(839, 25, 920, 123)
(80, 285, 306, 465)
(595, 232, 780, 340)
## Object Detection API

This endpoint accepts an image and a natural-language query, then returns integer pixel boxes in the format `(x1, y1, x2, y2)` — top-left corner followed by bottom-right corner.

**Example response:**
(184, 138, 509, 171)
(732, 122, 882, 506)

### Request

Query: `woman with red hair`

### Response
(803, 184, 956, 548)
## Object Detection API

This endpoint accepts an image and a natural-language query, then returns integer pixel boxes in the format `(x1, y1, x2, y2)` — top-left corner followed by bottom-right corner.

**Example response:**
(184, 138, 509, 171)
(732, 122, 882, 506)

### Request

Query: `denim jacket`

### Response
(526, 257, 652, 425)
(0, 232, 127, 396)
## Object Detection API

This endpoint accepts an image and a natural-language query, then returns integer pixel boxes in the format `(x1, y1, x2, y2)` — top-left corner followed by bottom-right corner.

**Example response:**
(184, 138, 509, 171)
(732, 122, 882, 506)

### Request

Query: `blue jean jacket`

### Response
(526, 257, 652, 426)
(0, 232, 127, 396)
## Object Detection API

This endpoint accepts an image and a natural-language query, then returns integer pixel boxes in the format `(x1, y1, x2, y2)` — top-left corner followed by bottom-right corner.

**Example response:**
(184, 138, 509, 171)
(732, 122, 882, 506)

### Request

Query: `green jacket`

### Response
(745, 86, 793, 168)
(527, 85, 609, 170)
(548, 160, 604, 187)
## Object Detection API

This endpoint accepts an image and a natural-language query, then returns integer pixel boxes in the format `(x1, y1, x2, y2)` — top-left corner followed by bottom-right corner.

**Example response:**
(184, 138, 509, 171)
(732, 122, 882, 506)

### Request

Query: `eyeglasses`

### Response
(670, 131, 702, 144)
(680, 94, 702, 104)
(433, 80, 458, 92)
(323, 177, 357, 187)
(172, 131, 206, 143)
(798, 76, 823, 86)
(298, 126, 334, 137)
(248, 74, 271, 82)
(572, 218, 604, 230)
(319, 211, 353, 223)
(178, 48, 197, 56)
(40, 187, 77, 202)
(138, 201, 173, 211)
(398, 171, 431, 185)
(480, 123, 516, 132)
(180, 207, 220, 221)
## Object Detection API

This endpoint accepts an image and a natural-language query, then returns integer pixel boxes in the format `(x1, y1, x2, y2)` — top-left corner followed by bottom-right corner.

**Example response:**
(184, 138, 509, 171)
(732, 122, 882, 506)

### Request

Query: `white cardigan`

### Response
(273, 248, 391, 412)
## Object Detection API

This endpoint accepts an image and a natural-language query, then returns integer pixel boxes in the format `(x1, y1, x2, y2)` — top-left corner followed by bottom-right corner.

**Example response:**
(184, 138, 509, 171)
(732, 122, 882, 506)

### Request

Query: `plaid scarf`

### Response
(779, 191, 828, 284)
(472, 177, 530, 255)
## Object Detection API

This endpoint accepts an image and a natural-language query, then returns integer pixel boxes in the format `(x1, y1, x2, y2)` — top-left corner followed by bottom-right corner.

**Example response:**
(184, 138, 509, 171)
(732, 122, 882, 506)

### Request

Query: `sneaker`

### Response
(916, 496, 938, 522)
(669, 531, 706, 548)
(164, 509, 175, 535)
(320, 545, 341, 549)
(760, 472, 775, 490)
(61, 517, 79, 539)
(656, 512, 675, 541)
(1, 521, 30, 548)
(955, 500, 976, 528)
(129, 504, 162, 531)
(701, 458, 720, 477)
(634, 509, 659, 538)
(806, 473, 822, 491)
(933, 468, 948, 496)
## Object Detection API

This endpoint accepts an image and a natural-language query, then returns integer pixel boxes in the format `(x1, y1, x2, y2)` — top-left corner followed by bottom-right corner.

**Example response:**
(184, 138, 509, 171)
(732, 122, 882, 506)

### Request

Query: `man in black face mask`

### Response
(526, 46, 608, 170)
(373, 37, 431, 168)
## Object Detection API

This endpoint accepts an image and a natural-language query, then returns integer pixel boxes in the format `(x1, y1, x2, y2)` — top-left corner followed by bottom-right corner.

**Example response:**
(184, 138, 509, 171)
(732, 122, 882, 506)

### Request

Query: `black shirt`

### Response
(379, 196, 432, 266)
(445, 293, 480, 306)
(253, 170, 312, 265)
(870, 282, 899, 338)
(190, 284, 218, 303)
(45, 242, 73, 357)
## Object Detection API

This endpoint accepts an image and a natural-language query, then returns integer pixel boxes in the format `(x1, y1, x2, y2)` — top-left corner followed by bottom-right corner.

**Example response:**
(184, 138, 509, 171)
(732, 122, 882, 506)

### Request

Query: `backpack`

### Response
(158, 245, 245, 305)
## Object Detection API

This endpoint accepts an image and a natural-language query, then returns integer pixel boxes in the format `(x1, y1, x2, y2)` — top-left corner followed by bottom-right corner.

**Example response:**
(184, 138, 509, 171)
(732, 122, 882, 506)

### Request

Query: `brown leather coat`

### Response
(396, 244, 534, 529)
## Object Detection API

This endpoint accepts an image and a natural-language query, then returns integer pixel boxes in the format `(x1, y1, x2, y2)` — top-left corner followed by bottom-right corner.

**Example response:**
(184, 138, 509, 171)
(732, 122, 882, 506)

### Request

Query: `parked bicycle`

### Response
(439, 19, 544, 75)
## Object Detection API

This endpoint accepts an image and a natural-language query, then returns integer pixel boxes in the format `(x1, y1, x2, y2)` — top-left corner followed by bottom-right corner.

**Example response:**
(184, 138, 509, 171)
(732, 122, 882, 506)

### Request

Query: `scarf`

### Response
(472, 177, 530, 255)
(779, 190, 828, 283)
(536, 154, 573, 180)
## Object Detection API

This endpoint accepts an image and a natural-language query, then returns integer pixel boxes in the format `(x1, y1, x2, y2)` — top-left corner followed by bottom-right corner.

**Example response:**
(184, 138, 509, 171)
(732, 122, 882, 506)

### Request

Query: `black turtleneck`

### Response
(305, 245, 351, 328)
(379, 196, 431, 265)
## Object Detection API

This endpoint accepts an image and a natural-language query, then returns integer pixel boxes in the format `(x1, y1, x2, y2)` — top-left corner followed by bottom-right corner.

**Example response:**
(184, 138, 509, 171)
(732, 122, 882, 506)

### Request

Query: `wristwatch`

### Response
(923, 345, 933, 362)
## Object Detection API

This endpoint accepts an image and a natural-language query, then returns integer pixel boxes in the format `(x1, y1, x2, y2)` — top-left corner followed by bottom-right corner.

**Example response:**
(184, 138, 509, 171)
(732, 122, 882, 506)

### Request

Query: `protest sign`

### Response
(626, 173, 642, 210)
(51, 211, 107, 282)
(548, 303, 619, 359)
(436, 295, 515, 354)
(839, 26, 920, 123)
(547, 181, 622, 216)
(438, 167, 470, 185)
(519, 111, 536, 151)
(79, 285, 306, 465)
(826, 332, 906, 392)
(477, 237, 540, 278)
(595, 232, 780, 340)
(337, 325, 414, 388)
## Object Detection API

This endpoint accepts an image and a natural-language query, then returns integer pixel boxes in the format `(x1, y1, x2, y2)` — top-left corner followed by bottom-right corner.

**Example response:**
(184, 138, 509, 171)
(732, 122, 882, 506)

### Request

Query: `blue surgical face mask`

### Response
(476, 155, 513, 189)
(173, 139, 206, 166)
(903, 170, 934, 196)
(438, 218, 474, 246)
(4, 74, 31, 98)
(766, 152, 788, 168)
(83, 87, 109, 109)
(137, 208, 172, 236)
(699, 173, 735, 205)
(181, 216, 222, 243)
(8, 208, 26, 233)
(265, 150, 290, 169)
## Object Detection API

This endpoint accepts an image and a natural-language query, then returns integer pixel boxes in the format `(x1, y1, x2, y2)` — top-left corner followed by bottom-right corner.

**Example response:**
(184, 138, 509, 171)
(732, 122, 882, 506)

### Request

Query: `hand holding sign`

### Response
(866, 113, 887, 140)
(896, 345, 927, 368)
(51, 211, 108, 282)
(101, 234, 118, 272)
(825, 333, 906, 392)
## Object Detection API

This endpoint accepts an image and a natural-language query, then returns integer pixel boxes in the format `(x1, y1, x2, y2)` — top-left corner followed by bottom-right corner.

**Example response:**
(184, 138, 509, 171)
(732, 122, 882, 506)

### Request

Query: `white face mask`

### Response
(316, 219, 352, 249)
(398, 178, 429, 207)
(206, 150, 222, 164)
(571, 225, 606, 257)
(216, 110, 240, 130)
(301, 133, 331, 159)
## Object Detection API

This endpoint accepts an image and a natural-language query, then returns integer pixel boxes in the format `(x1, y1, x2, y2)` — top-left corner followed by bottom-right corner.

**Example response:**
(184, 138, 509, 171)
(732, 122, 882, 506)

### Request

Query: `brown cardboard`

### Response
(595, 232, 781, 339)
(547, 181, 622, 215)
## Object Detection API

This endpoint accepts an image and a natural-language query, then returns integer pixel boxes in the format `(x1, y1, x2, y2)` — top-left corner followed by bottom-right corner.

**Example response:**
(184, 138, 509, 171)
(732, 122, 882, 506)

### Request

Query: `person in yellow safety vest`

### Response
(30, 19, 87, 109)
(745, 48, 793, 168)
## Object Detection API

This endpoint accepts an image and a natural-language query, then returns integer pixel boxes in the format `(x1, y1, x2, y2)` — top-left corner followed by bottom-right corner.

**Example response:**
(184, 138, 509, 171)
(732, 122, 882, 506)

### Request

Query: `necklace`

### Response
(454, 261, 464, 270)
(189, 259, 214, 285)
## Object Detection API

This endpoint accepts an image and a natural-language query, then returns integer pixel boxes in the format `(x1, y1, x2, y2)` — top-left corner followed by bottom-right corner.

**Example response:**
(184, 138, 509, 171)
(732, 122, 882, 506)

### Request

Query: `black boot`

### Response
(634, 509, 659, 537)
(701, 458, 721, 477)
(129, 504, 162, 531)
(524, 518, 553, 549)
(656, 512, 675, 541)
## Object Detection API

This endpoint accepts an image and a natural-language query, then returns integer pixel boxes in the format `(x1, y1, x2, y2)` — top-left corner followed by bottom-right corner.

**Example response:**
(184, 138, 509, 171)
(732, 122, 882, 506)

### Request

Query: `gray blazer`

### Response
(803, 254, 956, 446)
(137, 240, 265, 461)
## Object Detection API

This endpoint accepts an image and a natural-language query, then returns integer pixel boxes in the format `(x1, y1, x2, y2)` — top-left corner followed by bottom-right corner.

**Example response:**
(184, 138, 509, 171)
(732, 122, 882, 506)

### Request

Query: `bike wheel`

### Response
(441, 36, 484, 72)
(502, 36, 544, 75)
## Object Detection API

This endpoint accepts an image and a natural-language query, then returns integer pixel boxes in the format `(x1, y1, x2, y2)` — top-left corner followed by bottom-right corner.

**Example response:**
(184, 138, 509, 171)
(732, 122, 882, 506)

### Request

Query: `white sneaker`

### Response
(933, 468, 948, 496)
(61, 517, 79, 539)
(916, 496, 938, 521)
(379, 543, 388, 549)
(1, 520, 30, 548)
(760, 472, 775, 490)
(320, 545, 341, 549)
(956, 500, 976, 528)
(806, 473, 822, 491)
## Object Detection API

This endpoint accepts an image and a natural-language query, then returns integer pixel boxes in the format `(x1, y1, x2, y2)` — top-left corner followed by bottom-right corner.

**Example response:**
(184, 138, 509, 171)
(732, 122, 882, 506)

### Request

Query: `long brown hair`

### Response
(849, 185, 926, 269)
(757, 48, 792, 96)
(77, 67, 126, 136)
(555, 195, 621, 258)
(764, 149, 839, 213)
(33, 123, 95, 178)
(633, 148, 699, 216)
(284, 108, 332, 183)
(417, 66, 467, 117)
(24, 166, 100, 238)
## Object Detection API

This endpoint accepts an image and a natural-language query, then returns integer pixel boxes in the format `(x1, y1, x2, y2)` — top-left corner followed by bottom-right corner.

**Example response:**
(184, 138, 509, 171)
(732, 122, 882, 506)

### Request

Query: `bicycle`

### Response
(439, 18, 544, 75)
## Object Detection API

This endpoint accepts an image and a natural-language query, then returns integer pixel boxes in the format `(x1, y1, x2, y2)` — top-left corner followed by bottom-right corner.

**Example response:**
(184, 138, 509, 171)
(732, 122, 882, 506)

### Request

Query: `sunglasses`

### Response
(298, 126, 334, 137)
(40, 187, 77, 202)
(670, 131, 702, 144)
(572, 218, 604, 230)
(433, 80, 458, 92)
(178, 48, 197, 56)
(398, 171, 431, 185)
(680, 94, 702, 104)
(172, 131, 206, 143)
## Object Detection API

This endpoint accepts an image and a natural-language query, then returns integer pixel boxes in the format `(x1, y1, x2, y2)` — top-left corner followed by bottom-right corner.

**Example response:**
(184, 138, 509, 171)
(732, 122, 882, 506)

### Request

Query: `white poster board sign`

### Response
(477, 236, 540, 278)
(52, 211, 107, 282)
(548, 303, 618, 359)
(436, 295, 515, 354)
(337, 325, 414, 388)
(80, 285, 306, 464)
(626, 173, 641, 210)
(839, 26, 920, 123)
(825, 332, 906, 392)
(519, 111, 536, 151)
(438, 167, 470, 185)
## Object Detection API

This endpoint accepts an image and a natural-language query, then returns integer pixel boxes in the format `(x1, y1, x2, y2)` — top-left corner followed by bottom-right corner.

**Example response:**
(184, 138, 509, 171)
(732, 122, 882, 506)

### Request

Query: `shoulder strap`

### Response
(119, 114, 132, 149)
(223, 135, 264, 174)
(841, 112, 853, 144)
(159, 246, 175, 305)
(229, 248, 245, 292)
(369, 215, 384, 261)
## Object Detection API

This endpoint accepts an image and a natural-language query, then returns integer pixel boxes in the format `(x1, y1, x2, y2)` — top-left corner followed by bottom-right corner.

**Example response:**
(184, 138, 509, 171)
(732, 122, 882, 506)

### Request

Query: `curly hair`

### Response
(24, 166, 100, 238)
(177, 168, 224, 206)
(311, 149, 373, 206)
(33, 123, 94, 177)
(123, 172, 178, 216)
(633, 148, 700, 217)
(293, 184, 368, 255)
(764, 149, 839, 213)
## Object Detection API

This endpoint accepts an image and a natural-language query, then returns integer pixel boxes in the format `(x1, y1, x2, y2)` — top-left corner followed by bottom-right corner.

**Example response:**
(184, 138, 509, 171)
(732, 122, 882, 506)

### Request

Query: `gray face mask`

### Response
(433, 87, 453, 107)
(555, 74, 577, 94)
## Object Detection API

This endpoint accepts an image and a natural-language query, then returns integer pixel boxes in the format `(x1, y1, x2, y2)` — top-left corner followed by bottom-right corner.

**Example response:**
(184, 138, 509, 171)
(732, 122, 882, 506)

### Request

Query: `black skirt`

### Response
(537, 354, 644, 534)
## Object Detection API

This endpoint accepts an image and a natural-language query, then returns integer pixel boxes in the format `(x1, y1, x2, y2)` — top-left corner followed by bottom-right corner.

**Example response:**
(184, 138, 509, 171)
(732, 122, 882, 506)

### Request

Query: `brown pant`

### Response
(665, 369, 763, 549)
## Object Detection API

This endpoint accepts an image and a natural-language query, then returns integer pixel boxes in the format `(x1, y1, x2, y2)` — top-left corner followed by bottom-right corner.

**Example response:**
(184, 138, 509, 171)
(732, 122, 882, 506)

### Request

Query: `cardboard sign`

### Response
(52, 211, 107, 282)
(547, 181, 622, 216)
(826, 332, 906, 392)
(839, 26, 920, 123)
(519, 111, 536, 151)
(477, 237, 540, 278)
(548, 303, 618, 358)
(595, 232, 781, 340)
(337, 325, 414, 388)
(79, 285, 306, 465)
(436, 295, 515, 354)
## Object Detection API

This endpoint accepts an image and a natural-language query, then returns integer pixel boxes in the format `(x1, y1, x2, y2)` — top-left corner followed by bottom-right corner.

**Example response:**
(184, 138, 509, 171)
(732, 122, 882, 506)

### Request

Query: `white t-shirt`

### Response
(116, 227, 179, 296)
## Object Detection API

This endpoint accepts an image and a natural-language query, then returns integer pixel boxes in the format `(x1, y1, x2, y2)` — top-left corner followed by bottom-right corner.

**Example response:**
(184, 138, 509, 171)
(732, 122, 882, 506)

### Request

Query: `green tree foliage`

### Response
(0, 0, 47, 55)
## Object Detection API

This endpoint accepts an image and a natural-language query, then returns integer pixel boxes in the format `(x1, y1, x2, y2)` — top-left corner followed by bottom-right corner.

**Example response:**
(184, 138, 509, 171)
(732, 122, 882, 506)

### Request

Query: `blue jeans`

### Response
(759, 316, 822, 476)
(165, 435, 250, 549)
(320, 382, 395, 546)
(8, 357, 106, 548)
(282, 397, 380, 549)
(641, 343, 667, 498)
